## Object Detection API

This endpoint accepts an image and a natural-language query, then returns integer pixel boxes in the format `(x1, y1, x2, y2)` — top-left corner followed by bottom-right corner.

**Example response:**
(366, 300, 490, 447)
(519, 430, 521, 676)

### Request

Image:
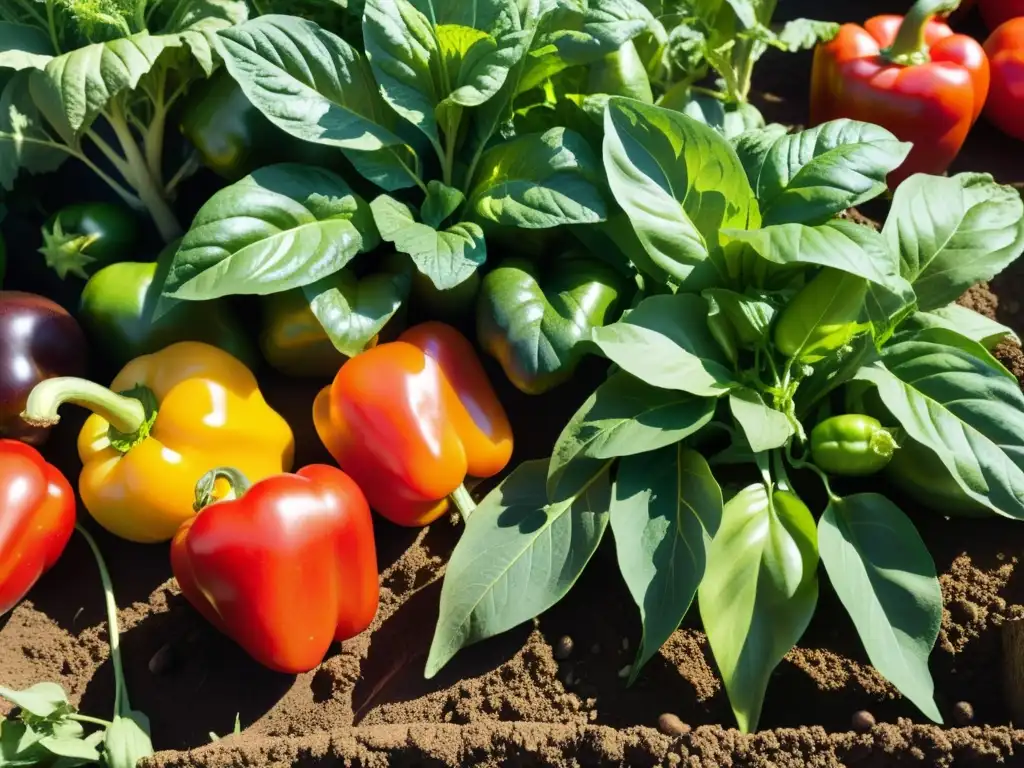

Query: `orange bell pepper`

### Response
(984, 17, 1024, 141)
(313, 322, 513, 527)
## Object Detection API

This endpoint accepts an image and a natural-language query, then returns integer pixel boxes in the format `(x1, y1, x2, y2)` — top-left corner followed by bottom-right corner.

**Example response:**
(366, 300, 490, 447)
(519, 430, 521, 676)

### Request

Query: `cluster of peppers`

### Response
(0, 314, 512, 674)
(812, 0, 1024, 186)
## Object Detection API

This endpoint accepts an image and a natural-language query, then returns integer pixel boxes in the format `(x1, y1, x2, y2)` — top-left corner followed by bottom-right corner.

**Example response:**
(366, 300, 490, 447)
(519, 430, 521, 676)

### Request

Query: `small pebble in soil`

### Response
(554, 635, 574, 660)
(953, 701, 975, 725)
(851, 710, 876, 732)
(617, 664, 632, 679)
(148, 642, 177, 675)
(657, 713, 691, 737)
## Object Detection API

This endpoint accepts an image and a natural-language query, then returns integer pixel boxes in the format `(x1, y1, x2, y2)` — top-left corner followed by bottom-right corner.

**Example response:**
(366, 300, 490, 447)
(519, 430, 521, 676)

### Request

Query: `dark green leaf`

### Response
(164, 164, 375, 301)
(425, 458, 612, 678)
(884, 172, 1024, 311)
(602, 97, 758, 283)
(702, 287, 775, 348)
(698, 483, 818, 733)
(890, 326, 1014, 380)
(612, 446, 721, 680)
(819, 494, 942, 722)
(421, 181, 465, 228)
(303, 269, 410, 357)
(667, 93, 764, 140)
(371, 194, 486, 290)
(0, 71, 67, 190)
(591, 293, 736, 396)
(0, 22, 54, 70)
(728, 388, 793, 452)
(548, 371, 716, 500)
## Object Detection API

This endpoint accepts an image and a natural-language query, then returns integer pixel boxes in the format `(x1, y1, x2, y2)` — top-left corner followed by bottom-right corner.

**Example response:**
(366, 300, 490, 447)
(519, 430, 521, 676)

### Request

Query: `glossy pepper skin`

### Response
(259, 289, 352, 378)
(79, 243, 257, 371)
(20, 342, 295, 543)
(810, 415, 899, 476)
(773, 268, 868, 363)
(810, 0, 989, 187)
(983, 18, 1024, 141)
(313, 322, 513, 527)
(0, 440, 76, 616)
(0, 292, 88, 445)
(38, 203, 140, 281)
(980, 0, 1024, 31)
(477, 255, 625, 395)
(171, 465, 378, 674)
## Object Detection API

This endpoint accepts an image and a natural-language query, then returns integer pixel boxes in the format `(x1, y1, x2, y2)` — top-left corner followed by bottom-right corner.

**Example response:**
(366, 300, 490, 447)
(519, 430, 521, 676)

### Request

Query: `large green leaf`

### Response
(29, 32, 181, 139)
(729, 388, 793, 452)
(215, 15, 417, 190)
(855, 338, 1024, 519)
(425, 458, 612, 678)
(724, 219, 899, 288)
(371, 194, 485, 290)
(163, 164, 376, 301)
(884, 173, 1024, 312)
(302, 269, 410, 357)
(909, 304, 1018, 350)
(818, 494, 942, 723)
(0, 71, 66, 190)
(698, 483, 819, 733)
(612, 446, 721, 681)
(548, 370, 716, 500)
(735, 120, 910, 226)
(602, 97, 758, 284)
(591, 293, 737, 396)
(0, 22, 54, 70)
(467, 127, 606, 228)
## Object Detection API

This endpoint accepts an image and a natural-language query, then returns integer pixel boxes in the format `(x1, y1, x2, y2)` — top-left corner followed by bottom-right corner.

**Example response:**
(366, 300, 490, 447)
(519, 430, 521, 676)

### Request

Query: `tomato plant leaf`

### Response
(215, 15, 419, 191)
(728, 388, 793, 452)
(818, 494, 942, 723)
(371, 194, 486, 290)
(612, 446, 721, 682)
(856, 338, 1024, 519)
(163, 163, 375, 301)
(467, 127, 606, 229)
(425, 458, 612, 678)
(698, 483, 819, 733)
(302, 269, 410, 357)
(884, 172, 1024, 312)
(602, 96, 758, 284)
(591, 293, 737, 396)
(548, 371, 716, 501)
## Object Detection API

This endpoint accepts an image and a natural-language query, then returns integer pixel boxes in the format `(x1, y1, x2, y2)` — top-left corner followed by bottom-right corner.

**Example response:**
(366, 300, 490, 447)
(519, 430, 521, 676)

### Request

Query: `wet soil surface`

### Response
(4, 1, 1024, 766)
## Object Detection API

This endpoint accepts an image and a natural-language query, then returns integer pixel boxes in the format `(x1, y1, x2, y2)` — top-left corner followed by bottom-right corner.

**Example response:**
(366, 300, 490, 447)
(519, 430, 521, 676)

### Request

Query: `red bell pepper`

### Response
(0, 440, 76, 615)
(980, 0, 1024, 31)
(810, 0, 989, 188)
(170, 465, 379, 674)
(312, 321, 514, 528)
(984, 18, 1024, 140)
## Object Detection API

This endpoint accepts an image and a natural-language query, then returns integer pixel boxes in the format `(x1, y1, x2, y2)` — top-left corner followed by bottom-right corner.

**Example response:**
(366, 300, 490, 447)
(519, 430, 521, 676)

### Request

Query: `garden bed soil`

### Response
(4, 1, 1024, 765)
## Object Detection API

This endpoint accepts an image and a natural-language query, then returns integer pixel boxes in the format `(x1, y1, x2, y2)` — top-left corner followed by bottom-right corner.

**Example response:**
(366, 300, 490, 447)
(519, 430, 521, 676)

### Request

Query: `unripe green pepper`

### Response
(810, 414, 898, 476)
(587, 40, 654, 103)
(773, 268, 869, 363)
(259, 289, 350, 378)
(38, 203, 140, 280)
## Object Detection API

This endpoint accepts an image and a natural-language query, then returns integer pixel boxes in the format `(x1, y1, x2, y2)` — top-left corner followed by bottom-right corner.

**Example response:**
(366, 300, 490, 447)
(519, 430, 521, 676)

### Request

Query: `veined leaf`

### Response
(910, 304, 1019, 350)
(303, 269, 410, 357)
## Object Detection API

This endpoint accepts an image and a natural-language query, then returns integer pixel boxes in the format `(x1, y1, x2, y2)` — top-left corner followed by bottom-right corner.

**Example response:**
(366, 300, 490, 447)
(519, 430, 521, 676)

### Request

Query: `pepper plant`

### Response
(0, 0, 251, 242)
(425, 98, 1024, 732)
(156, 0, 657, 358)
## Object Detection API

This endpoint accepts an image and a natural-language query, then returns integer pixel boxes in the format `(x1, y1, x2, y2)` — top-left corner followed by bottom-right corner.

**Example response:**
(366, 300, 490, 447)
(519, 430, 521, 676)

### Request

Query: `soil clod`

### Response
(657, 713, 691, 737)
(953, 701, 975, 725)
(851, 710, 876, 732)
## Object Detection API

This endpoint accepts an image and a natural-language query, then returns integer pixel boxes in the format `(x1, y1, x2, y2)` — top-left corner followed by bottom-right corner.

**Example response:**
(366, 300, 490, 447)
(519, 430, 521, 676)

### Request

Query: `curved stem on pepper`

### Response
(194, 467, 252, 513)
(883, 0, 961, 65)
(75, 524, 132, 717)
(449, 483, 477, 523)
(20, 378, 148, 434)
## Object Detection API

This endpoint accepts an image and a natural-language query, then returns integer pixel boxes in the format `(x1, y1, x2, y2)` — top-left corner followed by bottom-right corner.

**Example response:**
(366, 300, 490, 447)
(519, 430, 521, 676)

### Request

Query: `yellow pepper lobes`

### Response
(20, 341, 295, 543)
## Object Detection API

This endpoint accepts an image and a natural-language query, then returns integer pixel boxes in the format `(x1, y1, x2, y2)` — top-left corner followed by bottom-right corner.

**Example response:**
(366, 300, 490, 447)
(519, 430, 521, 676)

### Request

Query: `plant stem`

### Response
(193, 467, 251, 512)
(449, 483, 477, 523)
(44, 0, 59, 54)
(165, 151, 200, 197)
(883, 0, 960, 65)
(786, 443, 839, 501)
(75, 524, 131, 716)
(690, 84, 730, 101)
(69, 713, 114, 728)
(20, 377, 148, 434)
(84, 129, 138, 187)
(144, 76, 167, 189)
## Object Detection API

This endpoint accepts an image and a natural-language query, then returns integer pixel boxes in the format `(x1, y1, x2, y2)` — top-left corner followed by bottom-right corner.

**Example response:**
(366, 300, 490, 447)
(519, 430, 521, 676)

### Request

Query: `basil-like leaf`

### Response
(303, 269, 410, 357)
(421, 180, 465, 228)
(728, 388, 793, 452)
(884, 172, 1024, 311)
(910, 304, 1019, 350)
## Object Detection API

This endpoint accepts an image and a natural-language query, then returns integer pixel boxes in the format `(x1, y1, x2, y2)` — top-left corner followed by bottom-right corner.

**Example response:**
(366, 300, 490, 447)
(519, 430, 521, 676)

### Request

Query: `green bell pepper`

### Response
(179, 70, 338, 182)
(259, 289, 351, 378)
(78, 242, 257, 370)
(774, 268, 869, 363)
(38, 203, 140, 280)
(810, 414, 898, 477)
(477, 254, 625, 395)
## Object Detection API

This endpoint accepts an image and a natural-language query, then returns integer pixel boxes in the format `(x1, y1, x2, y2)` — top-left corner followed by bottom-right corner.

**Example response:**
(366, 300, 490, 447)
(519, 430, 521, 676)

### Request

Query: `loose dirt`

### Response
(4, 0, 1024, 765)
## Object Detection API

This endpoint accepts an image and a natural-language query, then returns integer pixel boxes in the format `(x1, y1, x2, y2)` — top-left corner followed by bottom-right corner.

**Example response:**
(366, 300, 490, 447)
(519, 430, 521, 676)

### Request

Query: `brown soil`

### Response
(5, 1, 1024, 765)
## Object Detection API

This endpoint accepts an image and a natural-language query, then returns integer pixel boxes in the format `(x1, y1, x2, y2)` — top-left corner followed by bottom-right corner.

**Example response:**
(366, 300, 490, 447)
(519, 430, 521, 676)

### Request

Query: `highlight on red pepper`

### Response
(810, 0, 989, 188)
(1, 291, 88, 446)
(313, 321, 514, 528)
(171, 465, 379, 674)
(983, 17, 1024, 141)
(0, 440, 76, 616)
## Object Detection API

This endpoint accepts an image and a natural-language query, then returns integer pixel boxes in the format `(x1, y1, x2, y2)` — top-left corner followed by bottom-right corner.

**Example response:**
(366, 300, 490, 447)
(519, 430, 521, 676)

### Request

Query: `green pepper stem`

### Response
(194, 467, 252, 512)
(883, 0, 960, 65)
(449, 483, 477, 523)
(75, 524, 132, 717)
(20, 377, 147, 435)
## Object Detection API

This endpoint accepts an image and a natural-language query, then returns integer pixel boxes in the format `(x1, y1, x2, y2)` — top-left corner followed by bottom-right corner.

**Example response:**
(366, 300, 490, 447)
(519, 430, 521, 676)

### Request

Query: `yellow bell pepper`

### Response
(20, 341, 295, 543)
